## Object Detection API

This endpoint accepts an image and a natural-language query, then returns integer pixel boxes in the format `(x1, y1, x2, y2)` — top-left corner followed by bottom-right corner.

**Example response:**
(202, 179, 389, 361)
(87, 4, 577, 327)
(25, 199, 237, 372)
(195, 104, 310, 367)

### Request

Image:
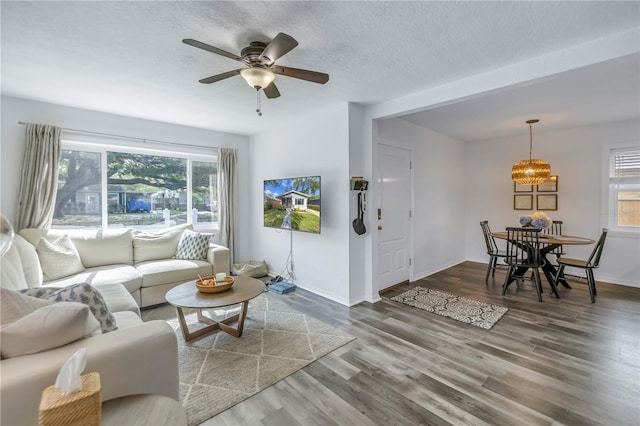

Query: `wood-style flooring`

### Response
(201, 261, 640, 426)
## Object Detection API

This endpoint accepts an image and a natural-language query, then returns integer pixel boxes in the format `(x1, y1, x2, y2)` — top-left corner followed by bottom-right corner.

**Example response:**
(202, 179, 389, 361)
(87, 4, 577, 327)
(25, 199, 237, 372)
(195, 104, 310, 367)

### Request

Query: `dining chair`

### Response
(502, 227, 557, 302)
(543, 220, 566, 259)
(554, 228, 608, 303)
(480, 221, 507, 282)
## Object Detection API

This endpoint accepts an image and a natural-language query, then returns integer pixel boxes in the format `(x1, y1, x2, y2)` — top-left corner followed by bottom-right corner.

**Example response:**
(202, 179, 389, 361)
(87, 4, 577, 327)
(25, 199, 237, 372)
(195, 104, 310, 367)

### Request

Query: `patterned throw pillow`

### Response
(20, 283, 117, 333)
(36, 235, 85, 281)
(175, 230, 212, 260)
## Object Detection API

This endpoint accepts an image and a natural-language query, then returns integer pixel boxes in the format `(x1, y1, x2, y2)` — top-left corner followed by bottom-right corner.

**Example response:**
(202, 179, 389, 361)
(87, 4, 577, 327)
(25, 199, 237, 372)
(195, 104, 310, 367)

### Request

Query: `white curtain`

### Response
(218, 147, 238, 265)
(16, 123, 62, 230)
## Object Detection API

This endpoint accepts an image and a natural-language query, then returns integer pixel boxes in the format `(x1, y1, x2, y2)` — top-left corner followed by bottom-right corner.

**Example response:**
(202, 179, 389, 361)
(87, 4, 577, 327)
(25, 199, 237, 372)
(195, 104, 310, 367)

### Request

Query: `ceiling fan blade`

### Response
(271, 66, 329, 84)
(198, 69, 242, 84)
(259, 33, 298, 64)
(183, 39, 243, 62)
(263, 82, 281, 99)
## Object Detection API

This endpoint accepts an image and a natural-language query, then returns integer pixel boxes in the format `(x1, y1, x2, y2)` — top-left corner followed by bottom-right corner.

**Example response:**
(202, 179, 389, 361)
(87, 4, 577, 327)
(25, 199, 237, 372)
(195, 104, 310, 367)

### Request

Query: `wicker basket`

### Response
(39, 372, 101, 426)
(196, 276, 235, 293)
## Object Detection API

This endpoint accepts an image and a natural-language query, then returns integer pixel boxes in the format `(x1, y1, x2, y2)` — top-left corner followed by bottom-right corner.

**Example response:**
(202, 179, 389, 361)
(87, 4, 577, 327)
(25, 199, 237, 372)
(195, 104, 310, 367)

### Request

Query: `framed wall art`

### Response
(537, 194, 558, 211)
(537, 175, 558, 192)
(514, 182, 533, 192)
(514, 194, 533, 210)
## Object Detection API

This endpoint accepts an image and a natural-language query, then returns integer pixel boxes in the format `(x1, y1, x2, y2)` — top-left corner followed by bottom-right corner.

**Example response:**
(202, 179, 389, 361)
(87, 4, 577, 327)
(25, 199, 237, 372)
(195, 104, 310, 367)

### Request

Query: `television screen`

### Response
(263, 176, 321, 234)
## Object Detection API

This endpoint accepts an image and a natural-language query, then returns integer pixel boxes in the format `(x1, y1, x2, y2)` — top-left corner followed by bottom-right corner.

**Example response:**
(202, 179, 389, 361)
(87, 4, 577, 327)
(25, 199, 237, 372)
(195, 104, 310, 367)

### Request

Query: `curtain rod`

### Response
(17, 121, 214, 151)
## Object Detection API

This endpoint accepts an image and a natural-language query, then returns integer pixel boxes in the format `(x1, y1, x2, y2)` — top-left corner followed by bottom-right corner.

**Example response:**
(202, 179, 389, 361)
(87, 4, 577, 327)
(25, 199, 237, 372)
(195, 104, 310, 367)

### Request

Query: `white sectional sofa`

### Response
(18, 224, 230, 307)
(0, 233, 180, 426)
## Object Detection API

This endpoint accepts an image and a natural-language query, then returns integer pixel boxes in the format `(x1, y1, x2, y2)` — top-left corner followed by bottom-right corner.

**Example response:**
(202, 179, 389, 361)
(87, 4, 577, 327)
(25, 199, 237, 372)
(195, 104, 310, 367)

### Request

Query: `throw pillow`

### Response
(36, 235, 85, 281)
(175, 230, 212, 260)
(20, 283, 117, 333)
(0, 302, 101, 358)
(133, 224, 192, 263)
(0, 288, 53, 326)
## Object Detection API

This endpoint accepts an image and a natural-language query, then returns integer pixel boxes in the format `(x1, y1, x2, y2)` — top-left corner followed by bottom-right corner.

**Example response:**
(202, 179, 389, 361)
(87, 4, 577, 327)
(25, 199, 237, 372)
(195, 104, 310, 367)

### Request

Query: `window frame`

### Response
(59, 138, 218, 232)
(601, 143, 640, 237)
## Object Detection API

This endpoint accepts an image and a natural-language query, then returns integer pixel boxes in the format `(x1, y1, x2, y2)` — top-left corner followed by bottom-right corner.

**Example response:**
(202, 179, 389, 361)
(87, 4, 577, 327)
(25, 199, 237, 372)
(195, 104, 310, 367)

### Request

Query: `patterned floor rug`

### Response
(390, 287, 508, 330)
(142, 293, 355, 426)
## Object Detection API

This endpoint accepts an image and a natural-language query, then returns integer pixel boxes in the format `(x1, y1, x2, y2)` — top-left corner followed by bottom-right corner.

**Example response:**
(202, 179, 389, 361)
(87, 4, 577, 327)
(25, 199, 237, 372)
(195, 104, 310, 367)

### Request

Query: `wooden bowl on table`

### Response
(196, 276, 235, 293)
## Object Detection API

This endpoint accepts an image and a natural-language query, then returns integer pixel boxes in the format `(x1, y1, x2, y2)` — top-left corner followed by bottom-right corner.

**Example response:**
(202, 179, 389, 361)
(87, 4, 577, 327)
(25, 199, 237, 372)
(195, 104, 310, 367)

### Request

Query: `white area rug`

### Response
(143, 293, 355, 425)
(391, 287, 508, 330)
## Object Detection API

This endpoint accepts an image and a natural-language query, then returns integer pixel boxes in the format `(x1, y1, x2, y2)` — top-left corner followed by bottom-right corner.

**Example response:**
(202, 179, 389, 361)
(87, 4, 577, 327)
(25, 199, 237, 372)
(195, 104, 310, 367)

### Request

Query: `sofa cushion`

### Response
(132, 225, 190, 263)
(136, 259, 213, 288)
(0, 288, 53, 325)
(0, 240, 30, 291)
(175, 230, 212, 260)
(36, 235, 85, 281)
(44, 264, 143, 296)
(17, 228, 48, 248)
(90, 283, 140, 316)
(20, 283, 117, 333)
(0, 302, 101, 359)
(68, 229, 133, 267)
(112, 311, 144, 330)
(11, 234, 43, 288)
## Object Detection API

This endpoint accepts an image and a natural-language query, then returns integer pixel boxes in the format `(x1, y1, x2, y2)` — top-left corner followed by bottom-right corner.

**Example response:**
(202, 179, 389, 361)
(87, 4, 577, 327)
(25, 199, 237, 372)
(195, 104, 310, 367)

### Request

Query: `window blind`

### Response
(610, 148, 640, 179)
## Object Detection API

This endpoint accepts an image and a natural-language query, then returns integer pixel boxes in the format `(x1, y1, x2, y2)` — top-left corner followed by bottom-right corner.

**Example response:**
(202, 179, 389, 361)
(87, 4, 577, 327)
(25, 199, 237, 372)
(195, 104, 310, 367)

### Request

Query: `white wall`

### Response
(0, 95, 252, 262)
(378, 117, 467, 281)
(348, 103, 367, 304)
(249, 103, 352, 305)
(465, 119, 640, 287)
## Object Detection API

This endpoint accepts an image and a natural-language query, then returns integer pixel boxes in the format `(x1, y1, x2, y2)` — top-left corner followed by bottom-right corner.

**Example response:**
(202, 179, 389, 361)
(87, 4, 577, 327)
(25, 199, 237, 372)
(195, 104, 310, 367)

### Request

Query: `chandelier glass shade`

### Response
(240, 68, 275, 89)
(512, 119, 551, 185)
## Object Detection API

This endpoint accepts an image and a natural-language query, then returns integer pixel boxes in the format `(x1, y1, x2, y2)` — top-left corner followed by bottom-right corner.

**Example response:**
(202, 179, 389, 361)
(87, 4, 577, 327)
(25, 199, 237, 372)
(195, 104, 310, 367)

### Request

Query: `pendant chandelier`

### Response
(512, 119, 551, 185)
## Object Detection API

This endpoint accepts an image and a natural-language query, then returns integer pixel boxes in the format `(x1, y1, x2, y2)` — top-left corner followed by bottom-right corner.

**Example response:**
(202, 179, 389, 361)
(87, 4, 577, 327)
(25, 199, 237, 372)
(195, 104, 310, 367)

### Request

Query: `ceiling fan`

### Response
(183, 33, 329, 108)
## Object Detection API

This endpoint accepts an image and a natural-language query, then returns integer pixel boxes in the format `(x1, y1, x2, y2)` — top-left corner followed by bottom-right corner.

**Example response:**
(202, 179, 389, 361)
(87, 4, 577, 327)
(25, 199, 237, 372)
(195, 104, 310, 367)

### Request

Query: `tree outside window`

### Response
(52, 146, 217, 230)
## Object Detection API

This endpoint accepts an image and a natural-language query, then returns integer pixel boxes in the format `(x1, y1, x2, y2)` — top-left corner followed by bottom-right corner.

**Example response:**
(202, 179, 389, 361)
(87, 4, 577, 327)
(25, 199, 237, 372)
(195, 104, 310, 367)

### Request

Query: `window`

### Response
(607, 147, 640, 231)
(53, 142, 217, 231)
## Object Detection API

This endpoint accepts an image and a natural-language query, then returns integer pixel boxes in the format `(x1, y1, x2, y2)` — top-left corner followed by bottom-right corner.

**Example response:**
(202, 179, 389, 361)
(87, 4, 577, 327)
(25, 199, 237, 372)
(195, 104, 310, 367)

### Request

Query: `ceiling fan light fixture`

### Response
(512, 119, 551, 185)
(240, 68, 275, 89)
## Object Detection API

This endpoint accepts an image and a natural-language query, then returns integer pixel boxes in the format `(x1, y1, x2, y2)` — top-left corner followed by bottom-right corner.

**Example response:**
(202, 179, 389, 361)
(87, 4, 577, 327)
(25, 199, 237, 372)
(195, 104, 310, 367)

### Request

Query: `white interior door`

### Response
(377, 143, 411, 291)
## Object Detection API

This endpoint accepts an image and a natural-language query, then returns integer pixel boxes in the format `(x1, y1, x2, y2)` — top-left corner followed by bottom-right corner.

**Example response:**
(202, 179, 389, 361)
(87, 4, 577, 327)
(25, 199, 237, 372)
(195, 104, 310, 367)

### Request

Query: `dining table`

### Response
(492, 231, 595, 291)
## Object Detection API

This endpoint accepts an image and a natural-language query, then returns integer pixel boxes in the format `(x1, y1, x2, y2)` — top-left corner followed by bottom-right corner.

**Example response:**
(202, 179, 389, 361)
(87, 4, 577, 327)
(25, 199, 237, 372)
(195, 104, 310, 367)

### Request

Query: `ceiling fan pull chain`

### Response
(256, 88, 263, 116)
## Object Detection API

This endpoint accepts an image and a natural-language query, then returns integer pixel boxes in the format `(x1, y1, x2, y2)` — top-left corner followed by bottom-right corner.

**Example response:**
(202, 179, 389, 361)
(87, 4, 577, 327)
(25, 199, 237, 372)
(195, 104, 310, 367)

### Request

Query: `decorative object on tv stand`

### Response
(512, 119, 551, 185)
(519, 211, 552, 229)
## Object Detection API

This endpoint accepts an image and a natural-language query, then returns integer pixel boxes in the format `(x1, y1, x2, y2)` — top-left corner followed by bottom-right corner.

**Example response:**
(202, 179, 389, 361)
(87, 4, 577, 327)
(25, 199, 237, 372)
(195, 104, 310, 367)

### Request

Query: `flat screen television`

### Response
(263, 176, 321, 234)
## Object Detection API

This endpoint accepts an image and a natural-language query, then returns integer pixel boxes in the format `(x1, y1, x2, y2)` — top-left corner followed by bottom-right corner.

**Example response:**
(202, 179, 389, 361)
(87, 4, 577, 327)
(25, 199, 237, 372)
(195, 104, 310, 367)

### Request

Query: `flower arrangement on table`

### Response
(519, 211, 552, 229)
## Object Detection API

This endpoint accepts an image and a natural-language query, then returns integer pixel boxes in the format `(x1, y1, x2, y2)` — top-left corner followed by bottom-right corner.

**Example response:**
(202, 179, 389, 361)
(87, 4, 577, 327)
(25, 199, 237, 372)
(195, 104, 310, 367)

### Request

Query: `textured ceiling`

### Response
(400, 53, 640, 142)
(1, 1, 639, 138)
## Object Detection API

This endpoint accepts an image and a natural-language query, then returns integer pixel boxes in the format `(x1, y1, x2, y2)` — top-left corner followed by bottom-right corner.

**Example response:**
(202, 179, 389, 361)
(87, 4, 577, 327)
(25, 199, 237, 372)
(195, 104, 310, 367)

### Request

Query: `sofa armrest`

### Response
(208, 244, 230, 275)
(0, 320, 178, 426)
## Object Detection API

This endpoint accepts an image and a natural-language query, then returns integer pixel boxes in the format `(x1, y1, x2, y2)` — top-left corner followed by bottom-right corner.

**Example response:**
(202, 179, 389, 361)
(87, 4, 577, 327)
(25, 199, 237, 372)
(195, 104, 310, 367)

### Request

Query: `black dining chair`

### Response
(554, 228, 608, 303)
(480, 221, 507, 282)
(543, 220, 566, 259)
(502, 227, 558, 302)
